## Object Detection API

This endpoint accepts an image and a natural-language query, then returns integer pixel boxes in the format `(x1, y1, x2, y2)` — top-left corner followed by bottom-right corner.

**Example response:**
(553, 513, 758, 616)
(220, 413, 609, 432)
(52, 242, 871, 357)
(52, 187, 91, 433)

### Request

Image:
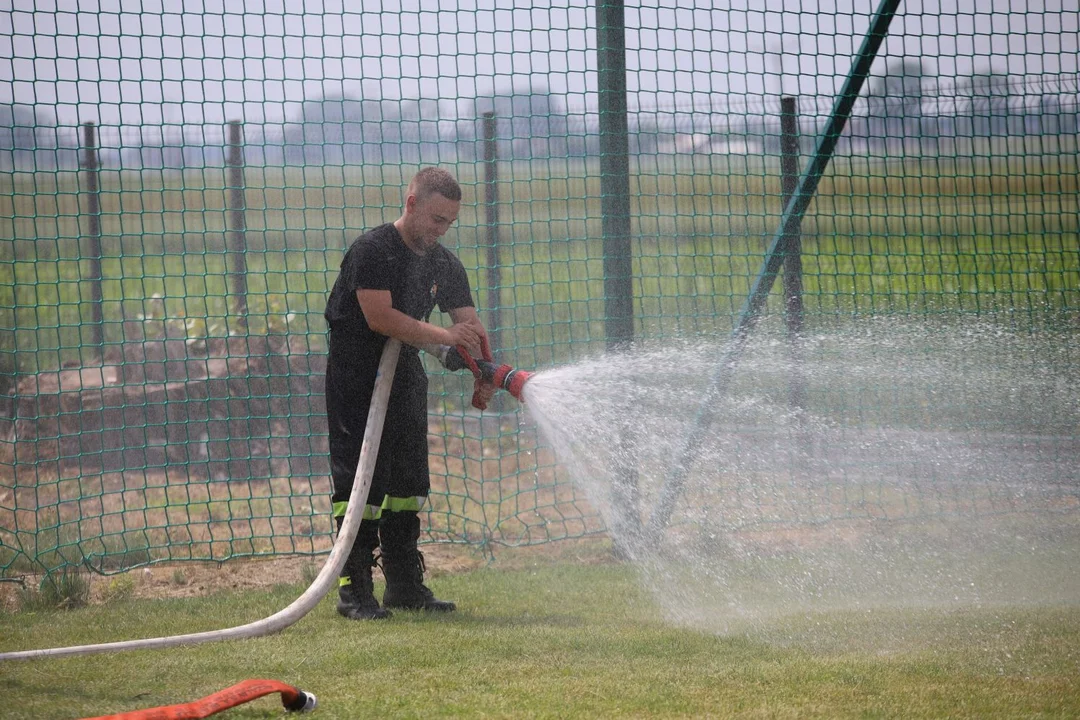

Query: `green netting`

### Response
(1, 1, 1077, 577)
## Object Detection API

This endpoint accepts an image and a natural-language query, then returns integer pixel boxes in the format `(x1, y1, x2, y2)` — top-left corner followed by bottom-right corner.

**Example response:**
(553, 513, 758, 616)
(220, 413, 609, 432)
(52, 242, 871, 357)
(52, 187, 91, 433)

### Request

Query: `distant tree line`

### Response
(841, 59, 1079, 152)
(2, 66, 1077, 171)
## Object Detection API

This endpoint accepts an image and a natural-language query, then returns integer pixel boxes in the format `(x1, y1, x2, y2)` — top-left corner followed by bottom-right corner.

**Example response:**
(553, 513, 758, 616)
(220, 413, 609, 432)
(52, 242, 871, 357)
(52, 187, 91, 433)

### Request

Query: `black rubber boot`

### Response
(379, 510, 456, 612)
(336, 516, 392, 620)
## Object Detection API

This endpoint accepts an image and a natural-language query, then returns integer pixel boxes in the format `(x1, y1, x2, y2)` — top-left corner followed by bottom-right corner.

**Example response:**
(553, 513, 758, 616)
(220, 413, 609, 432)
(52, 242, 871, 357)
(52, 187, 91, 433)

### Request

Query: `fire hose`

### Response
(0, 340, 532, 667)
(82, 679, 317, 719)
(0, 339, 404, 664)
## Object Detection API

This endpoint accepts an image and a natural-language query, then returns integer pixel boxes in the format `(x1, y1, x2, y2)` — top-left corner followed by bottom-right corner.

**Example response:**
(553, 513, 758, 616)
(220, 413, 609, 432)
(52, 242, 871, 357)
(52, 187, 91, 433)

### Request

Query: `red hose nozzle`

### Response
(434, 345, 535, 403)
(493, 365, 533, 402)
(436, 346, 534, 403)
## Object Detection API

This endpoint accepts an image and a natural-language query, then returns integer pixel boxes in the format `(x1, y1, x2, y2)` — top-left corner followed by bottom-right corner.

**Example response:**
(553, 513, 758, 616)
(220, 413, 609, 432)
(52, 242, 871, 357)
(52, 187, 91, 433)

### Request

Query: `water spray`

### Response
(646, 0, 903, 535)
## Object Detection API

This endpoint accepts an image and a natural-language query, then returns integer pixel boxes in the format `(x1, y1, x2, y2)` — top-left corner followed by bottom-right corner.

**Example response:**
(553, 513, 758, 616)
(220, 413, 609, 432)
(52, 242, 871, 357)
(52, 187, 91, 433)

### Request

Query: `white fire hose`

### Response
(0, 339, 402, 662)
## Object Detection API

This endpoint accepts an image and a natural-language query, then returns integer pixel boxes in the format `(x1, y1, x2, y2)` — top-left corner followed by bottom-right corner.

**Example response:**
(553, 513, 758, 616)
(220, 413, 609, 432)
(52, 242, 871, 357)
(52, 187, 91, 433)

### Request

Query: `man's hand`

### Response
(445, 319, 484, 358)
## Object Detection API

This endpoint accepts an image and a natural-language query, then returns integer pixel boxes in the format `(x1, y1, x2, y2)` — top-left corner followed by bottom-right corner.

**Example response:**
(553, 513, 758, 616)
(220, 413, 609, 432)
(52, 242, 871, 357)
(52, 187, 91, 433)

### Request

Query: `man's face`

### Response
(405, 192, 460, 254)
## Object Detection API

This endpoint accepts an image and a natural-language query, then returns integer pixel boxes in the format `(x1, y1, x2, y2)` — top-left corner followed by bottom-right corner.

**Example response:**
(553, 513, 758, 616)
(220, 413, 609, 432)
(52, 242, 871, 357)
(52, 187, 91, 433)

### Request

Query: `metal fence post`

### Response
(597, 0, 640, 547)
(81, 121, 105, 363)
(225, 120, 248, 334)
(482, 112, 502, 356)
(780, 96, 804, 335)
(597, 0, 633, 350)
(482, 111, 505, 413)
(780, 96, 807, 420)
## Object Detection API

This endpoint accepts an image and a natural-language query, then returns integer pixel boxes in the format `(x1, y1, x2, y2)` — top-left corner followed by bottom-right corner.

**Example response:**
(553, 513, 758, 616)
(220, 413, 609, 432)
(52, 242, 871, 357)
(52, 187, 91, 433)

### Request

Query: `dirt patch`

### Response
(124, 543, 491, 600)
(0, 537, 619, 612)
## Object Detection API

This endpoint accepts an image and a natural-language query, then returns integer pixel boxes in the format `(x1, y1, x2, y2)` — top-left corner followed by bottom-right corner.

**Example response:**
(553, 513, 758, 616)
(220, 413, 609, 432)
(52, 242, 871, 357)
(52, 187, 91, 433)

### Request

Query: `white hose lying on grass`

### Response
(0, 339, 402, 662)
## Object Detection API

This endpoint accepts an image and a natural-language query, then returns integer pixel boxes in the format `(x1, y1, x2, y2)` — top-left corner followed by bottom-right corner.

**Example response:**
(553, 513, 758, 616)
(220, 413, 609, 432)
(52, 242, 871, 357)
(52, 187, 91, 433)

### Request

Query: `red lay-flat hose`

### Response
(80, 678, 317, 719)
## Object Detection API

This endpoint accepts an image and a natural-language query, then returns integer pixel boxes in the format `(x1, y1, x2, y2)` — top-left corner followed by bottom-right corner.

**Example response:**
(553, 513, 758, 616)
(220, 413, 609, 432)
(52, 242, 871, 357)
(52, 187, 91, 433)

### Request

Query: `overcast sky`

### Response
(1, 0, 1077, 128)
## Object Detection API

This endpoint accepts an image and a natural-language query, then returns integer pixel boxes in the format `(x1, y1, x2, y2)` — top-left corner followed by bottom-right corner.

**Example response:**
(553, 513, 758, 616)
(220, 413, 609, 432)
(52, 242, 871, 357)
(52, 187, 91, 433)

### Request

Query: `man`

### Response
(324, 167, 491, 620)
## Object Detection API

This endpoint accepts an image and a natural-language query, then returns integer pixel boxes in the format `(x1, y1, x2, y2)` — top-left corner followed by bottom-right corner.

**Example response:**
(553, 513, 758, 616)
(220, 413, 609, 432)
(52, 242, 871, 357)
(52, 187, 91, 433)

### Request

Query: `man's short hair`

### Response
(410, 167, 462, 203)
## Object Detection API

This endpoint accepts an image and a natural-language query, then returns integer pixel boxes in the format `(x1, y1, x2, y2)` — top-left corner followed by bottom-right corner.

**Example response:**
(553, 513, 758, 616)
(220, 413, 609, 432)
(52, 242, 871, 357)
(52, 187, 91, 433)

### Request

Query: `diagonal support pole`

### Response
(647, 0, 903, 534)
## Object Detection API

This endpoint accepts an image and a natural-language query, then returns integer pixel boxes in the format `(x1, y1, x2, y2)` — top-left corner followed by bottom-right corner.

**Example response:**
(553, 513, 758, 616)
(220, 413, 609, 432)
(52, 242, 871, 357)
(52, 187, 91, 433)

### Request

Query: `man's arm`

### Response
(357, 289, 483, 355)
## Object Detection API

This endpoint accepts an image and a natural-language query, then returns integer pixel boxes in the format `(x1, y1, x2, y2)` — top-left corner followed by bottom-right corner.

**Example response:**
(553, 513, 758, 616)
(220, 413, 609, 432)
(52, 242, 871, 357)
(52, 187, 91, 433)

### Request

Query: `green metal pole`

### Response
(81, 121, 104, 363)
(226, 119, 249, 335)
(596, 0, 640, 545)
(482, 111, 504, 413)
(648, 0, 904, 534)
(780, 96, 804, 337)
(482, 111, 502, 358)
(596, 0, 633, 349)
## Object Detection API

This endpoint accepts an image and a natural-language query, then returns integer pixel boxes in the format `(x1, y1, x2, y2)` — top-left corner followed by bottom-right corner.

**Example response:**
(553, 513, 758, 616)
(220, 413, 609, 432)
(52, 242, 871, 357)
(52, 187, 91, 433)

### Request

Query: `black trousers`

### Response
(326, 345, 430, 513)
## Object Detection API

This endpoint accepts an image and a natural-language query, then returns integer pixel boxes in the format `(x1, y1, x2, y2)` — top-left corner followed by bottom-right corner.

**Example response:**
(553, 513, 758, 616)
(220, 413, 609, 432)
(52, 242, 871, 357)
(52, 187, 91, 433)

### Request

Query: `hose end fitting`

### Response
(492, 365, 533, 402)
(504, 369, 532, 402)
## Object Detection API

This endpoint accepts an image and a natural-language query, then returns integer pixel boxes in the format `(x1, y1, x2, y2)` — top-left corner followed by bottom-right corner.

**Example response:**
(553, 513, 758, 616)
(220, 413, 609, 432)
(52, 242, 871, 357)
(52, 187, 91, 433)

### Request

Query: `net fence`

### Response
(1, 0, 1077, 577)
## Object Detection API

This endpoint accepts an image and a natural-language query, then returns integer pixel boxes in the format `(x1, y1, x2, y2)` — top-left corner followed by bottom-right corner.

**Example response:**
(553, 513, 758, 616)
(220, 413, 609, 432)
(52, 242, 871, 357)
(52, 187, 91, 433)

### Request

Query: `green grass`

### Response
(2, 559, 1079, 718)
(14, 568, 90, 612)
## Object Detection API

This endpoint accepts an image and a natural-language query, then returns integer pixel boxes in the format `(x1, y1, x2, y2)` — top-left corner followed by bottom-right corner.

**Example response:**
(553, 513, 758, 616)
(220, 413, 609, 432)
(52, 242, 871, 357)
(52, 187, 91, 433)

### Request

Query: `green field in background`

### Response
(1, 153, 1078, 376)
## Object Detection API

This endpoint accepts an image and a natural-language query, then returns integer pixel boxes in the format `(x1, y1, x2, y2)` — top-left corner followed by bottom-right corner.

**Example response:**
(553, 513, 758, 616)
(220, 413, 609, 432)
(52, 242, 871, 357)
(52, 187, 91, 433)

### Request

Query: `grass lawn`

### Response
(2, 554, 1079, 719)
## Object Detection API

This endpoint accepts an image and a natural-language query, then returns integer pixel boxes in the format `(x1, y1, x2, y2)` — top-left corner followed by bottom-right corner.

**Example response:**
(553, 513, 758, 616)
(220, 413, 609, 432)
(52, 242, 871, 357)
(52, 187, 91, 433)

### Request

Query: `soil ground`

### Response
(0, 537, 617, 612)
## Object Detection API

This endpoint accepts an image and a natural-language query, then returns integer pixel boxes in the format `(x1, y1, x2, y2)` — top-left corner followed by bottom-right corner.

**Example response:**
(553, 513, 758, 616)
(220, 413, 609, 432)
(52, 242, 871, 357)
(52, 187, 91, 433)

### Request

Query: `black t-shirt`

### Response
(324, 223, 474, 391)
